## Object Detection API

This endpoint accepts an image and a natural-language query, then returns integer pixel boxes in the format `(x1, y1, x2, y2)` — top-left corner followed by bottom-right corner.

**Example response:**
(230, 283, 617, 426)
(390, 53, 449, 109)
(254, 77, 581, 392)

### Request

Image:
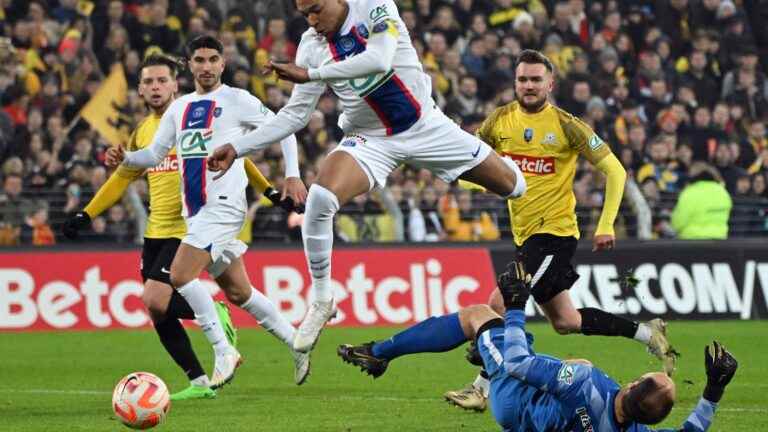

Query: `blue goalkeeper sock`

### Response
(371, 313, 467, 361)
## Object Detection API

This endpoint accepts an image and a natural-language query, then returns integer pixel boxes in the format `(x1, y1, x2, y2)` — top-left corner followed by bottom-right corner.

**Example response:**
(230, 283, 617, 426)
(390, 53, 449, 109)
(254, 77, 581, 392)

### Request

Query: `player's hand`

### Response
(592, 234, 615, 252)
(703, 340, 738, 403)
(267, 60, 310, 84)
(105, 145, 125, 167)
(497, 260, 532, 310)
(208, 144, 237, 180)
(265, 186, 301, 213)
(61, 211, 91, 240)
(283, 177, 307, 212)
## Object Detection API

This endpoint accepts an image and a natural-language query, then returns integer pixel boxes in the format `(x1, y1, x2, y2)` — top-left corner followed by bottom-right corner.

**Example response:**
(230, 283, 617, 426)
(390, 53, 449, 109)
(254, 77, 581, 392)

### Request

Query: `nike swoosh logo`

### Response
(160, 267, 171, 274)
(471, 144, 482, 158)
(189, 120, 203, 127)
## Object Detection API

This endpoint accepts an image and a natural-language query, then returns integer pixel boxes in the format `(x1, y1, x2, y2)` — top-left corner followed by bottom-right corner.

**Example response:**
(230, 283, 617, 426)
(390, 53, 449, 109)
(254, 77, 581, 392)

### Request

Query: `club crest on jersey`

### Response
(214, 107, 223, 117)
(339, 36, 355, 52)
(179, 129, 212, 158)
(523, 128, 533, 142)
(542, 132, 556, 145)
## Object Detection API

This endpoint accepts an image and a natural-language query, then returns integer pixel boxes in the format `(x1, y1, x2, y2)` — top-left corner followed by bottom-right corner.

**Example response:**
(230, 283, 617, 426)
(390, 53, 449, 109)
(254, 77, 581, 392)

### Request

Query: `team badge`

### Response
(339, 36, 355, 52)
(192, 106, 206, 119)
(213, 107, 223, 118)
(523, 128, 534, 143)
(542, 132, 556, 145)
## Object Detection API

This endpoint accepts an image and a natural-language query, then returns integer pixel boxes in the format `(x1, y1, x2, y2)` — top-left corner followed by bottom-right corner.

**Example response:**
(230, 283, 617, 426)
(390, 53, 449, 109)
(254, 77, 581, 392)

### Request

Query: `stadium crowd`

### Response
(0, 0, 767, 246)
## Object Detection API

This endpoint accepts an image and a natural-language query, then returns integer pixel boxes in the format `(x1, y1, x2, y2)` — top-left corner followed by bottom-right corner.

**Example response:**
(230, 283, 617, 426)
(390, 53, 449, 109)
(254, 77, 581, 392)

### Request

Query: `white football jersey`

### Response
(297, 0, 433, 136)
(142, 85, 274, 218)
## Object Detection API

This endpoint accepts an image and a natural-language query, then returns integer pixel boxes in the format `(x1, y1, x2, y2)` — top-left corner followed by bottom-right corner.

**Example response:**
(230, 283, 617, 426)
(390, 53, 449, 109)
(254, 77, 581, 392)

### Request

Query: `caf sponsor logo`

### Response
(507, 153, 555, 175)
(179, 129, 212, 157)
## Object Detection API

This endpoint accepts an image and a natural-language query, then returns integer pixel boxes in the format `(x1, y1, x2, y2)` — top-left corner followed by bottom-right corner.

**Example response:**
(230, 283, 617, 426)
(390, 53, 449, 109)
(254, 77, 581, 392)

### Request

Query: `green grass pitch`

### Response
(1, 321, 765, 431)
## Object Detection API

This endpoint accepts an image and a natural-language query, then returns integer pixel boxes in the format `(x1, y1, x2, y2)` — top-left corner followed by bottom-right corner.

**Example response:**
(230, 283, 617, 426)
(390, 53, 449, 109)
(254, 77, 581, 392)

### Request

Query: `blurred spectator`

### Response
(19, 199, 54, 245)
(671, 162, 732, 239)
(442, 189, 500, 241)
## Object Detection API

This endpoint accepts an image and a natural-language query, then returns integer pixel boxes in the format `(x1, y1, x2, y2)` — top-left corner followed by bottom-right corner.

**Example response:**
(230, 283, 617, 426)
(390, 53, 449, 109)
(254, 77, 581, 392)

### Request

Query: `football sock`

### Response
(473, 372, 490, 398)
(177, 279, 230, 354)
(633, 323, 652, 344)
(240, 287, 295, 346)
(302, 184, 339, 303)
(166, 290, 195, 320)
(578, 307, 638, 339)
(371, 313, 466, 361)
(153, 317, 206, 381)
(190, 375, 211, 387)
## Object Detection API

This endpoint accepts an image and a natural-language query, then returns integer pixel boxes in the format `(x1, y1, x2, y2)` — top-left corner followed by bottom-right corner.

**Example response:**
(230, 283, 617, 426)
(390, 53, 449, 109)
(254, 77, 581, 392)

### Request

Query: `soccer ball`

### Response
(112, 372, 171, 429)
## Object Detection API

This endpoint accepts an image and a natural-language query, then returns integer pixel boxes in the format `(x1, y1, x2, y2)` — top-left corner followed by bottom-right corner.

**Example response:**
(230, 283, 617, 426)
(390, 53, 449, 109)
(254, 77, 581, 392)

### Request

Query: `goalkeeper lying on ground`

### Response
(338, 261, 738, 431)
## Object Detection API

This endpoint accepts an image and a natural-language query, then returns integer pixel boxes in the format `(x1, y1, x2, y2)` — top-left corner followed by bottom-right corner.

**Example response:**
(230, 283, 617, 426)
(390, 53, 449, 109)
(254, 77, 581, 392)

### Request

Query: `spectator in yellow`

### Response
(443, 189, 500, 241)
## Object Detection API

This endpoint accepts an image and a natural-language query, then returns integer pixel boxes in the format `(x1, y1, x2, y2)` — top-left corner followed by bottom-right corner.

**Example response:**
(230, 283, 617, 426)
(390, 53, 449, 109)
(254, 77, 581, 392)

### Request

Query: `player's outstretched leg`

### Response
(338, 312, 469, 378)
(216, 257, 311, 385)
(294, 184, 340, 353)
(143, 280, 217, 401)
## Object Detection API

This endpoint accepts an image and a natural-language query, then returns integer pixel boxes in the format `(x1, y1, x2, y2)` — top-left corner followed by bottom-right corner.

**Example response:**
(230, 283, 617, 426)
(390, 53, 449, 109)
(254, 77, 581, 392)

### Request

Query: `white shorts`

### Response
(331, 108, 493, 189)
(183, 210, 247, 279)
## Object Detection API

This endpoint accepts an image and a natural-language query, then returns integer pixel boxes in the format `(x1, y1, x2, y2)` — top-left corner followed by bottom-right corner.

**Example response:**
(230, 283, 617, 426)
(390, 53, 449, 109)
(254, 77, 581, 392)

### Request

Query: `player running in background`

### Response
(207, 0, 528, 355)
(443, 50, 676, 412)
(106, 36, 309, 389)
(339, 261, 738, 431)
(63, 54, 300, 399)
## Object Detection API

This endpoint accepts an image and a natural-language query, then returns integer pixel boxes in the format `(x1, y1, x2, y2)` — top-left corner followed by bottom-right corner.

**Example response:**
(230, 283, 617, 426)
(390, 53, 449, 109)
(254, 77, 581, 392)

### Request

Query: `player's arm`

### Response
(122, 106, 177, 168)
(63, 131, 145, 239)
(651, 342, 737, 432)
(229, 42, 325, 158)
(566, 118, 626, 249)
(307, 0, 400, 81)
(498, 262, 594, 399)
(242, 158, 298, 212)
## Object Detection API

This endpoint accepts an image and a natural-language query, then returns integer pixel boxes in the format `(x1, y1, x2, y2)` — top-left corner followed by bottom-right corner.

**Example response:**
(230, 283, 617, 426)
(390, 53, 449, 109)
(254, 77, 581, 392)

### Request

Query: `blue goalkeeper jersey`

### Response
(496, 310, 718, 432)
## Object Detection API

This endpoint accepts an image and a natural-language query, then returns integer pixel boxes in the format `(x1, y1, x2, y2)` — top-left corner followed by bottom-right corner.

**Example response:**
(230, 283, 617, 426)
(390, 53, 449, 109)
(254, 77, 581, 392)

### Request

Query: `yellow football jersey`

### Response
(117, 114, 186, 239)
(477, 101, 611, 246)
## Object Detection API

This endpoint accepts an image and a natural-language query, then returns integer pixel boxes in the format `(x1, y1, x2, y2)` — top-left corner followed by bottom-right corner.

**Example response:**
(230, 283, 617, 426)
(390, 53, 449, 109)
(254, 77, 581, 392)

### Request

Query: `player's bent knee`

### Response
(223, 287, 249, 306)
(142, 280, 172, 321)
(551, 318, 579, 335)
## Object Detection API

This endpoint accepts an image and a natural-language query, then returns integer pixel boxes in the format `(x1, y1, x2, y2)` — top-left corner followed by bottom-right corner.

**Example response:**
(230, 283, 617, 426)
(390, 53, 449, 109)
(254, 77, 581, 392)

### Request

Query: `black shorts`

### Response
(517, 234, 579, 304)
(140, 238, 181, 285)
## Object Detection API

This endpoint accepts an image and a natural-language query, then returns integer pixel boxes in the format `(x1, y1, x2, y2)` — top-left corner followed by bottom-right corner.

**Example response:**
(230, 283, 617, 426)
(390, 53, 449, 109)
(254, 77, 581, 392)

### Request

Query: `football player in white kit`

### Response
(207, 0, 527, 355)
(107, 36, 311, 388)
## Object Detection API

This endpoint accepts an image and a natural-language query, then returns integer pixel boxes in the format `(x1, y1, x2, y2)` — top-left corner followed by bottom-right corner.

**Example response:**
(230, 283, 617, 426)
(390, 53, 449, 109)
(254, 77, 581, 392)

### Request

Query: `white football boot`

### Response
(293, 300, 338, 353)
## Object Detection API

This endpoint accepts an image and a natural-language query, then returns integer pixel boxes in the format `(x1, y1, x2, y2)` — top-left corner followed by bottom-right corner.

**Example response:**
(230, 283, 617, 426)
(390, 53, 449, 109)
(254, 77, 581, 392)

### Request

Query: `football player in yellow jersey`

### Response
(444, 50, 677, 411)
(62, 55, 300, 400)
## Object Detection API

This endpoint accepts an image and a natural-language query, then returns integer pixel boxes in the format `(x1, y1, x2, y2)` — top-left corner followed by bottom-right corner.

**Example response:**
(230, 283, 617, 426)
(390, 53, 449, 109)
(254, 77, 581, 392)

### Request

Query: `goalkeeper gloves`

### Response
(264, 187, 305, 214)
(703, 340, 738, 403)
(62, 211, 91, 240)
(497, 261, 532, 310)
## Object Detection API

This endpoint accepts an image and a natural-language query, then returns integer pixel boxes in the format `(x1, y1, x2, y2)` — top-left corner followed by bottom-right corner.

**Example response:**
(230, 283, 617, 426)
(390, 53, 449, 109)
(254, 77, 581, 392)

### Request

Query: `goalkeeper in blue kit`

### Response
(339, 261, 738, 431)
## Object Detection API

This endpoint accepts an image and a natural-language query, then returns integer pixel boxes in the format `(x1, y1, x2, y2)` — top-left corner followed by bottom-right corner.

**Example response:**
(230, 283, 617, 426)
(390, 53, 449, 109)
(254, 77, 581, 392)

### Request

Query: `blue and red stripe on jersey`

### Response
(182, 158, 206, 217)
(180, 100, 216, 217)
(328, 24, 421, 136)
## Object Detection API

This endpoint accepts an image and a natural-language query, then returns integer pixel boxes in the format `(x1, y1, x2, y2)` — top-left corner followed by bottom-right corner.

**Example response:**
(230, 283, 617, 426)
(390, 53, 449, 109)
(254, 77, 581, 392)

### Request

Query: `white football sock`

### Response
(240, 287, 296, 346)
(177, 279, 230, 354)
(634, 323, 652, 344)
(190, 375, 210, 387)
(473, 374, 490, 398)
(302, 184, 339, 303)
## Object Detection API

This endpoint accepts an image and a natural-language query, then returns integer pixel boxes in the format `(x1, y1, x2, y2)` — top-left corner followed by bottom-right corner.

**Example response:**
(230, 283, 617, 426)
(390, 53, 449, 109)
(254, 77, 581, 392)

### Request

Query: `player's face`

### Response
(138, 65, 177, 111)
(514, 62, 553, 113)
(296, 0, 346, 38)
(189, 48, 224, 91)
